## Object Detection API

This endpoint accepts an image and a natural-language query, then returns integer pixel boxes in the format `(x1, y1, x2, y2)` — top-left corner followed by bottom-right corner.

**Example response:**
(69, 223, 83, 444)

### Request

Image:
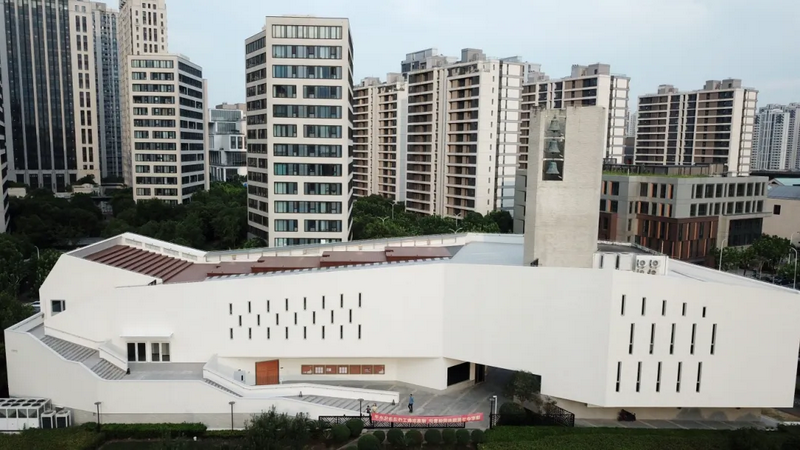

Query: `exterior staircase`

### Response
(204, 379, 242, 397)
(299, 396, 402, 414)
(40, 335, 127, 380)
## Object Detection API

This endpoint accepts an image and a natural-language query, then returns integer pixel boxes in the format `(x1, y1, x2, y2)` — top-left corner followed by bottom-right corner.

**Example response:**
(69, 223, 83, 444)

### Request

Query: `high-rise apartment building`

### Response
(752, 104, 800, 171)
(519, 63, 630, 169)
(0, 0, 102, 191)
(119, 0, 209, 203)
(245, 16, 354, 247)
(0, 63, 8, 232)
(209, 103, 247, 182)
(89, 1, 122, 181)
(352, 74, 407, 200)
(634, 79, 758, 176)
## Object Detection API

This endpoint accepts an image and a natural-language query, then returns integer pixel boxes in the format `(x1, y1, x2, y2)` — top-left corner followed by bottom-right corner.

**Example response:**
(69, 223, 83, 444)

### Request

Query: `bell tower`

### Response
(522, 107, 606, 268)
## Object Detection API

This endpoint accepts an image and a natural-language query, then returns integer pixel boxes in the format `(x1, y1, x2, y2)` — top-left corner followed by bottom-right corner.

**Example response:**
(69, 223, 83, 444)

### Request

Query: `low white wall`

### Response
(99, 341, 129, 372)
(553, 397, 761, 421)
(5, 329, 362, 425)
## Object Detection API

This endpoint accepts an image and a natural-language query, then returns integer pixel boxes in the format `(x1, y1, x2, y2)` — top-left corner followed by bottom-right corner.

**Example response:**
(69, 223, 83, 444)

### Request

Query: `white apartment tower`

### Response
(519, 63, 630, 169)
(119, 0, 209, 203)
(209, 103, 247, 182)
(245, 16, 354, 247)
(352, 74, 408, 201)
(634, 79, 758, 176)
(752, 104, 800, 171)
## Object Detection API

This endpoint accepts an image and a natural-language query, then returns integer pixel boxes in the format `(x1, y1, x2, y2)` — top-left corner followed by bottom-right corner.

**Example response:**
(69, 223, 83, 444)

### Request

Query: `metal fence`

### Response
(489, 405, 575, 429)
(319, 415, 466, 429)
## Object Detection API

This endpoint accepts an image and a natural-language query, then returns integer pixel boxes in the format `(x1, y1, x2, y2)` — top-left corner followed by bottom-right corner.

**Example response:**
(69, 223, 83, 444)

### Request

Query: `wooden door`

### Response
(256, 360, 280, 385)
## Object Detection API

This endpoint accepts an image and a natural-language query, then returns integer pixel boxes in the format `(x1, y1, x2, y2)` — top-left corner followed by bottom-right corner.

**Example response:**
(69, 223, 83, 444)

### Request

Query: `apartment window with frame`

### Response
(272, 85, 297, 98)
(273, 125, 297, 137)
(51, 300, 66, 314)
(151, 342, 170, 362)
(127, 342, 147, 362)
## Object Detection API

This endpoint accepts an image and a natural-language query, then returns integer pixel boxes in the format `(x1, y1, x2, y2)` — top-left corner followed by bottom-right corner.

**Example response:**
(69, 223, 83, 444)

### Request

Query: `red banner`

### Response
(370, 412, 484, 424)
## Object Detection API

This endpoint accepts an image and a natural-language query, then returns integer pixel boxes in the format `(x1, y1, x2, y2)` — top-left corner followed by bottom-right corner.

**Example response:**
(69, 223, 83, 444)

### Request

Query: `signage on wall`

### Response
(370, 413, 484, 424)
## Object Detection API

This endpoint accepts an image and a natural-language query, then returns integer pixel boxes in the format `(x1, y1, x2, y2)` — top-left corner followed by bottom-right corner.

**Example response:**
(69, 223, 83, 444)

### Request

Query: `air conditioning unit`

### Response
(55, 410, 72, 428)
(41, 411, 56, 429)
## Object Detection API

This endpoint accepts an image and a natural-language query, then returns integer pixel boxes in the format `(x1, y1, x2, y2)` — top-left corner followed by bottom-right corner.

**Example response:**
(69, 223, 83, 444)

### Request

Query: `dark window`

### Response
(774, 204, 782, 215)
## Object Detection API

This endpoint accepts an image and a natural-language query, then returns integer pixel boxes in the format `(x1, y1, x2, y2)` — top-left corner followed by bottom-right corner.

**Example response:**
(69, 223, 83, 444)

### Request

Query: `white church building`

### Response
(5, 107, 800, 427)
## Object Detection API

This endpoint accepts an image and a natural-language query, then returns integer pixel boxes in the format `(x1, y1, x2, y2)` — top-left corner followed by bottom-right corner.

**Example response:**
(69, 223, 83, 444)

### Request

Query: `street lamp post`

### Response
(229, 401, 236, 431)
(718, 238, 728, 272)
(358, 398, 364, 417)
(94, 401, 102, 430)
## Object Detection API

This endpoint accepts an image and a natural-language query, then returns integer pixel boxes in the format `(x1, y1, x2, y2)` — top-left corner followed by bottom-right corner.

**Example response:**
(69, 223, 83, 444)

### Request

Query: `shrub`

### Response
(100, 422, 206, 439)
(204, 429, 246, 439)
(471, 429, 485, 444)
(424, 429, 442, 445)
(387, 428, 406, 447)
(307, 419, 325, 440)
(358, 433, 381, 450)
(455, 429, 471, 446)
(442, 428, 457, 445)
(373, 430, 386, 443)
(346, 418, 365, 438)
(332, 424, 352, 444)
(498, 402, 525, 415)
(405, 429, 423, 448)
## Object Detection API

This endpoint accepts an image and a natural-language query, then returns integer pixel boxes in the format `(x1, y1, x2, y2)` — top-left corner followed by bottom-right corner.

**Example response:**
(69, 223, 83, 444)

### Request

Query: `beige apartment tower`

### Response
(119, 0, 209, 203)
(634, 79, 757, 176)
(519, 63, 630, 169)
(245, 16, 354, 247)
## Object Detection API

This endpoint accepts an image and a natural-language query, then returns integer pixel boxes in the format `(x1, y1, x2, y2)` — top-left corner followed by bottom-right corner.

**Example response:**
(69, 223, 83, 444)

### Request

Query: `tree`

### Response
(0, 235, 29, 296)
(30, 249, 61, 295)
(503, 370, 542, 404)
(73, 174, 97, 185)
(242, 237, 267, 249)
(710, 246, 741, 272)
(486, 210, 514, 233)
(244, 407, 311, 450)
(751, 235, 792, 272)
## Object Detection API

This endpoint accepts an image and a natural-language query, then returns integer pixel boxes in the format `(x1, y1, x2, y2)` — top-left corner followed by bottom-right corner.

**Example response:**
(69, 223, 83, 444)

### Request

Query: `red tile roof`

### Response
(85, 245, 194, 282)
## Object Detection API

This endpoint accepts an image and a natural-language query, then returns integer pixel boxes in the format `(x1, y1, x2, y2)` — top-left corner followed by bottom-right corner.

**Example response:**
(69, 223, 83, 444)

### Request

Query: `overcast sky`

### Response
(165, 0, 800, 109)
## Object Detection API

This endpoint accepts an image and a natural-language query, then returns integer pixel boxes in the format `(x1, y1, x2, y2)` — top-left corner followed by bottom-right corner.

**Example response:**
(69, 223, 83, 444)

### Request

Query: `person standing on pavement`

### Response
(408, 394, 415, 413)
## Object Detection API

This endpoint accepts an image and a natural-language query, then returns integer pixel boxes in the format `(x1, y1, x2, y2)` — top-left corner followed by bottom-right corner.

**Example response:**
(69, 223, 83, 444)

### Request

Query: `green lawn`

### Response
(480, 426, 800, 450)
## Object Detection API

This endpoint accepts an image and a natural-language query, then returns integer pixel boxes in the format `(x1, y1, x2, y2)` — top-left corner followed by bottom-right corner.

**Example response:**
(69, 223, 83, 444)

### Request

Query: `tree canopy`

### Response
(352, 195, 513, 240)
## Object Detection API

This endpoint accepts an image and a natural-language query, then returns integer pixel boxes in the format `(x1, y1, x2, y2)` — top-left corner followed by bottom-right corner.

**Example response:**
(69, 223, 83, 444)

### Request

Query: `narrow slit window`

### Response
(248, 301, 251, 313)
(340, 325, 343, 339)
(267, 300, 270, 313)
(267, 327, 270, 339)
(621, 295, 626, 315)
(313, 311, 316, 324)
(649, 324, 655, 354)
(696, 362, 702, 392)
(661, 300, 666, 316)
(358, 293, 362, 307)
(229, 303, 232, 315)
(285, 326, 288, 339)
(702, 306, 706, 318)
(656, 362, 662, 392)
(322, 296, 325, 309)
(349, 309, 352, 323)
(238, 315, 242, 326)
(711, 324, 717, 355)
(682, 303, 687, 316)
(641, 297, 646, 316)
(340, 294, 344, 308)
(358, 325, 361, 339)
(229, 328, 233, 339)
(331, 310, 334, 323)
(285, 298, 288, 311)
(276, 313, 279, 325)
(670, 323, 676, 354)
(322, 326, 325, 339)
(304, 297, 307, 310)
(303, 326, 307, 339)
(628, 323, 635, 354)
(676, 362, 682, 392)
(615, 362, 621, 392)
(248, 328, 252, 339)
(636, 362, 642, 392)
(690, 324, 696, 354)
(257, 314, 260, 326)
(294, 312, 297, 325)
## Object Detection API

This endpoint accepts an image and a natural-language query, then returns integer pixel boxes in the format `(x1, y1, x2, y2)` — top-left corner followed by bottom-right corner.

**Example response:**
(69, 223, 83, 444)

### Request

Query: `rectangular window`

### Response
(690, 324, 696, 354)
(649, 324, 655, 354)
(313, 311, 316, 324)
(229, 303, 232, 315)
(641, 297, 646, 316)
(696, 362, 703, 392)
(621, 295, 626, 315)
(303, 297, 307, 310)
(267, 300, 270, 312)
(702, 307, 706, 318)
(340, 294, 344, 308)
(615, 362, 621, 392)
(238, 315, 242, 326)
(656, 362, 662, 392)
(358, 325, 362, 339)
(304, 326, 307, 339)
(711, 324, 717, 355)
(151, 343, 160, 362)
(230, 328, 233, 339)
(340, 325, 343, 339)
(257, 315, 261, 326)
(267, 327, 271, 339)
(137, 343, 146, 362)
(276, 313, 279, 325)
(636, 362, 642, 392)
(322, 326, 325, 339)
(331, 310, 334, 324)
(349, 309, 352, 323)
(676, 362, 682, 392)
(248, 301, 251, 313)
(359, 293, 362, 307)
(661, 300, 666, 316)
(249, 328, 252, 340)
(322, 296, 325, 309)
(682, 303, 686, 316)
(294, 312, 297, 325)
(285, 298, 289, 311)
(670, 324, 676, 354)
(628, 324, 635, 354)
(285, 327, 289, 339)
(51, 300, 66, 314)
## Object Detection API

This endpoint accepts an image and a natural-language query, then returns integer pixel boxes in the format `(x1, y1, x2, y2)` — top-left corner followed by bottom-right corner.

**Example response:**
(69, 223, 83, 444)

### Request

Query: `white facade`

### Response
(520, 63, 630, 166)
(753, 104, 800, 171)
(635, 80, 758, 176)
(245, 16, 354, 247)
(5, 231, 800, 426)
(208, 104, 247, 182)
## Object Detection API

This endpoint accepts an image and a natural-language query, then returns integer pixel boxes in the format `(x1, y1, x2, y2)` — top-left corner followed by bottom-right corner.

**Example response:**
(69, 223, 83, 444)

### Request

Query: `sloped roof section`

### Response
(85, 245, 194, 282)
(768, 185, 800, 200)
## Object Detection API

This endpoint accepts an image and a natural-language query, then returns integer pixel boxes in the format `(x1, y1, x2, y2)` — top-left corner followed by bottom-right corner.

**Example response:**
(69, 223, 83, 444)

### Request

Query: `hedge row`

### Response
(0, 428, 105, 450)
(83, 422, 208, 440)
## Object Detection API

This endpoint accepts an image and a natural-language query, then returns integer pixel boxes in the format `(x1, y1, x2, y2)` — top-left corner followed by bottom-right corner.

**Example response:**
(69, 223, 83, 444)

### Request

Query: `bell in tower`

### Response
(548, 117, 561, 134)
(545, 161, 561, 176)
(546, 139, 561, 157)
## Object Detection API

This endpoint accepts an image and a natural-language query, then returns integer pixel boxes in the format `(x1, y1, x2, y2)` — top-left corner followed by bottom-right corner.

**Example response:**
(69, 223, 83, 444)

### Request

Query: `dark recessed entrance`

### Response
(447, 362, 471, 386)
